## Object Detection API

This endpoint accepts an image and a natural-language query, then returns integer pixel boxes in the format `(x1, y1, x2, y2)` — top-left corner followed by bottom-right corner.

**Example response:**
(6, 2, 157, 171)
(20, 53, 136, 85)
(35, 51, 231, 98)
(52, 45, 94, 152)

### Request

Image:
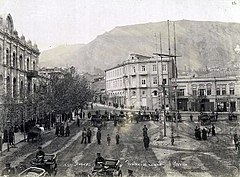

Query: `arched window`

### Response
(6, 49, 9, 66)
(6, 76, 11, 96)
(33, 84, 36, 93)
(0, 46, 2, 64)
(13, 77, 17, 98)
(12, 52, 16, 68)
(0, 75, 3, 95)
(27, 82, 31, 94)
(19, 54, 23, 70)
(33, 61, 36, 71)
(27, 58, 30, 71)
(20, 81, 24, 99)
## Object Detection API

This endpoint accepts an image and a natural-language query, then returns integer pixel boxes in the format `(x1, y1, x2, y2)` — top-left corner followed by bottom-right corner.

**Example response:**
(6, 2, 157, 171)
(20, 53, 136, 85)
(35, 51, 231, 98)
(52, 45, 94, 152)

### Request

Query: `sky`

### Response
(0, 0, 240, 51)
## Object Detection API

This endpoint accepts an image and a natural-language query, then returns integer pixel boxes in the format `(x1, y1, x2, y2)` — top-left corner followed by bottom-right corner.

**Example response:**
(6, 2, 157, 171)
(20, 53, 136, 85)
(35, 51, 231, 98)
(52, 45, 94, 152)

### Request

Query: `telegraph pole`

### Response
(167, 20, 173, 138)
(173, 22, 179, 137)
(160, 33, 167, 137)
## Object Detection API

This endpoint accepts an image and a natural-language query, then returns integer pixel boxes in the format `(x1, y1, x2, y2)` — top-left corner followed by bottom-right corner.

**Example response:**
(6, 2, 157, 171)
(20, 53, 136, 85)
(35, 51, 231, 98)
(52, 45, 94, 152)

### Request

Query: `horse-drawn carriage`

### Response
(30, 154, 57, 176)
(198, 113, 211, 126)
(92, 159, 122, 177)
(117, 113, 126, 127)
(27, 126, 43, 142)
(139, 112, 151, 122)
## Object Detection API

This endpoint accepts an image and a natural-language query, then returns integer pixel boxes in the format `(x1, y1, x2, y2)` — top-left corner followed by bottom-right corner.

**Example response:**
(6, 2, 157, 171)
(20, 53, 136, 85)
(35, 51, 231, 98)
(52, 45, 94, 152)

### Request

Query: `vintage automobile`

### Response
(18, 167, 49, 177)
(30, 154, 57, 176)
(92, 159, 122, 177)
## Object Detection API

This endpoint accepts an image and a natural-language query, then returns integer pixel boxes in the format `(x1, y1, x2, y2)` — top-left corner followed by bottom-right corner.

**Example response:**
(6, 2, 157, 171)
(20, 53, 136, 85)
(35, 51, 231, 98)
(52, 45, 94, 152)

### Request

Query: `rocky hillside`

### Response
(39, 20, 240, 72)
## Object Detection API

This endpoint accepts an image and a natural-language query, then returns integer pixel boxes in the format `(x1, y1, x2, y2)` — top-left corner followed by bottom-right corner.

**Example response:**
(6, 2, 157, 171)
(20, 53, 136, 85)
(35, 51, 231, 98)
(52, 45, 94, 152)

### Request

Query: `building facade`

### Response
(176, 76, 240, 112)
(0, 14, 40, 123)
(105, 53, 176, 110)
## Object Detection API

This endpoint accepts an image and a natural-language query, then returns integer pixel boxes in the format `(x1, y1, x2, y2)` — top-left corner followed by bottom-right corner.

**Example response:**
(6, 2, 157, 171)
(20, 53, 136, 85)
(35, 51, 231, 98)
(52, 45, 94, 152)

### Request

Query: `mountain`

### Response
(39, 44, 85, 67)
(39, 20, 240, 72)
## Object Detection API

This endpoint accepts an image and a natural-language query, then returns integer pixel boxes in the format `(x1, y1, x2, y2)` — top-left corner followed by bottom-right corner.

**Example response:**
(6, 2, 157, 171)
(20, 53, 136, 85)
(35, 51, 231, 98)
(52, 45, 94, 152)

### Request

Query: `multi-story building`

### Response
(176, 75, 240, 112)
(105, 53, 176, 110)
(0, 14, 40, 121)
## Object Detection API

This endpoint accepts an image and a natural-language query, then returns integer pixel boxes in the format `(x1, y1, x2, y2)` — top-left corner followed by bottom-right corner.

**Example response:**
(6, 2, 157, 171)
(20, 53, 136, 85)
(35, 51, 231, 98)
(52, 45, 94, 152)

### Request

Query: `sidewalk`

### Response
(0, 118, 80, 155)
(1, 132, 25, 153)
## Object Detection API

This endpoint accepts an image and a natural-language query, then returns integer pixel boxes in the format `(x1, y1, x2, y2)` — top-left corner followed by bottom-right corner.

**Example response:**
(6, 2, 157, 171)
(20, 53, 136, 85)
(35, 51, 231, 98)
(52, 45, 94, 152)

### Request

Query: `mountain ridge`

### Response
(39, 20, 240, 73)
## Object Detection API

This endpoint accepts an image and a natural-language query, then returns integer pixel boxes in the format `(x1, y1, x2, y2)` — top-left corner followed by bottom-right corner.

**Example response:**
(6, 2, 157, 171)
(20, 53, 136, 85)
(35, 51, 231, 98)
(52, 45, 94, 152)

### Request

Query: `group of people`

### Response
(195, 124, 216, 140)
(81, 127, 92, 144)
(143, 125, 150, 150)
(95, 128, 120, 146)
(55, 122, 70, 137)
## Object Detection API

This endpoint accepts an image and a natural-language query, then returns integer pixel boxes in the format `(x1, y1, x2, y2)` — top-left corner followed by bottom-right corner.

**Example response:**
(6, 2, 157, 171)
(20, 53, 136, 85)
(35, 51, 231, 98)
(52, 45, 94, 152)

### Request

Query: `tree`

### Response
(43, 72, 93, 115)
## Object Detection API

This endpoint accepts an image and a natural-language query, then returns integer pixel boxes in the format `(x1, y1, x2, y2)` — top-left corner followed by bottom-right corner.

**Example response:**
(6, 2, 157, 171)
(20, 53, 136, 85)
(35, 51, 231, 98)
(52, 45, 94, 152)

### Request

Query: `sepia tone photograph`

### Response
(0, 0, 240, 176)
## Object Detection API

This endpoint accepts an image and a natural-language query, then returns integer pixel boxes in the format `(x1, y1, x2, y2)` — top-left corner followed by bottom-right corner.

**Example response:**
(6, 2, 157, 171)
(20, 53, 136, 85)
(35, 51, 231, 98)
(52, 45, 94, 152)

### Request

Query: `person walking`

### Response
(96, 129, 101, 145)
(202, 128, 207, 140)
(88, 112, 92, 119)
(81, 128, 87, 144)
(87, 128, 92, 143)
(190, 113, 193, 122)
(142, 125, 148, 137)
(107, 134, 111, 146)
(65, 123, 70, 137)
(234, 133, 238, 150)
(116, 133, 120, 144)
(212, 124, 216, 136)
(55, 123, 60, 136)
(60, 123, 64, 137)
(77, 117, 80, 127)
(143, 135, 150, 150)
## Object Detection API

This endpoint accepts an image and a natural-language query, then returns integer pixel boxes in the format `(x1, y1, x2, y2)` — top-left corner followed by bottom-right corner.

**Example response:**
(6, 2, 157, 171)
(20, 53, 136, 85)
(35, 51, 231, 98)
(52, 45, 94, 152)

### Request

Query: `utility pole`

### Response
(155, 33, 163, 139)
(167, 20, 173, 138)
(159, 32, 167, 137)
(173, 22, 179, 137)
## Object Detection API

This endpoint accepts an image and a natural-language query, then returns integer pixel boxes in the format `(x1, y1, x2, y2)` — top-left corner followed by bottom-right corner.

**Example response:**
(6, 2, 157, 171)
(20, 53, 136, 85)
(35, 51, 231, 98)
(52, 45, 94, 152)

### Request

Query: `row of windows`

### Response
(133, 64, 167, 73)
(106, 79, 124, 89)
(191, 88, 235, 96)
(106, 63, 167, 79)
(109, 91, 124, 96)
(2, 76, 36, 99)
(0, 48, 36, 71)
(130, 90, 158, 97)
(106, 67, 124, 78)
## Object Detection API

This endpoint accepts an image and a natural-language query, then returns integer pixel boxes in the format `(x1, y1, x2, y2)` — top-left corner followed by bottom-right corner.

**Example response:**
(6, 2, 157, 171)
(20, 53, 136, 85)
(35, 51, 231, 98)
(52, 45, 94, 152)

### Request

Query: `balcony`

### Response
(139, 71, 148, 75)
(27, 70, 38, 78)
(140, 84, 148, 88)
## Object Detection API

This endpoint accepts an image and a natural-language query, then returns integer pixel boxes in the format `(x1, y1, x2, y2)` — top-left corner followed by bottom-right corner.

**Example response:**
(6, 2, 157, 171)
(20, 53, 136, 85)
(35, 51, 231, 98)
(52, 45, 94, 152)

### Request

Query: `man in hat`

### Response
(1, 163, 15, 176)
(96, 128, 101, 145)
(36, 146, 45, 162)
(95, 153, 105, 166)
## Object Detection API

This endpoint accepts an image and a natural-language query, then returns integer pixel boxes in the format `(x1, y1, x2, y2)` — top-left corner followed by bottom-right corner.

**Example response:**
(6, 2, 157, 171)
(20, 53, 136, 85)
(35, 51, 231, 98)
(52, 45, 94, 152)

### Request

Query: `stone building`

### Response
(176, 75, 240, 112)
(105, 53, 176, 110)
(0, 14, 40, 123)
